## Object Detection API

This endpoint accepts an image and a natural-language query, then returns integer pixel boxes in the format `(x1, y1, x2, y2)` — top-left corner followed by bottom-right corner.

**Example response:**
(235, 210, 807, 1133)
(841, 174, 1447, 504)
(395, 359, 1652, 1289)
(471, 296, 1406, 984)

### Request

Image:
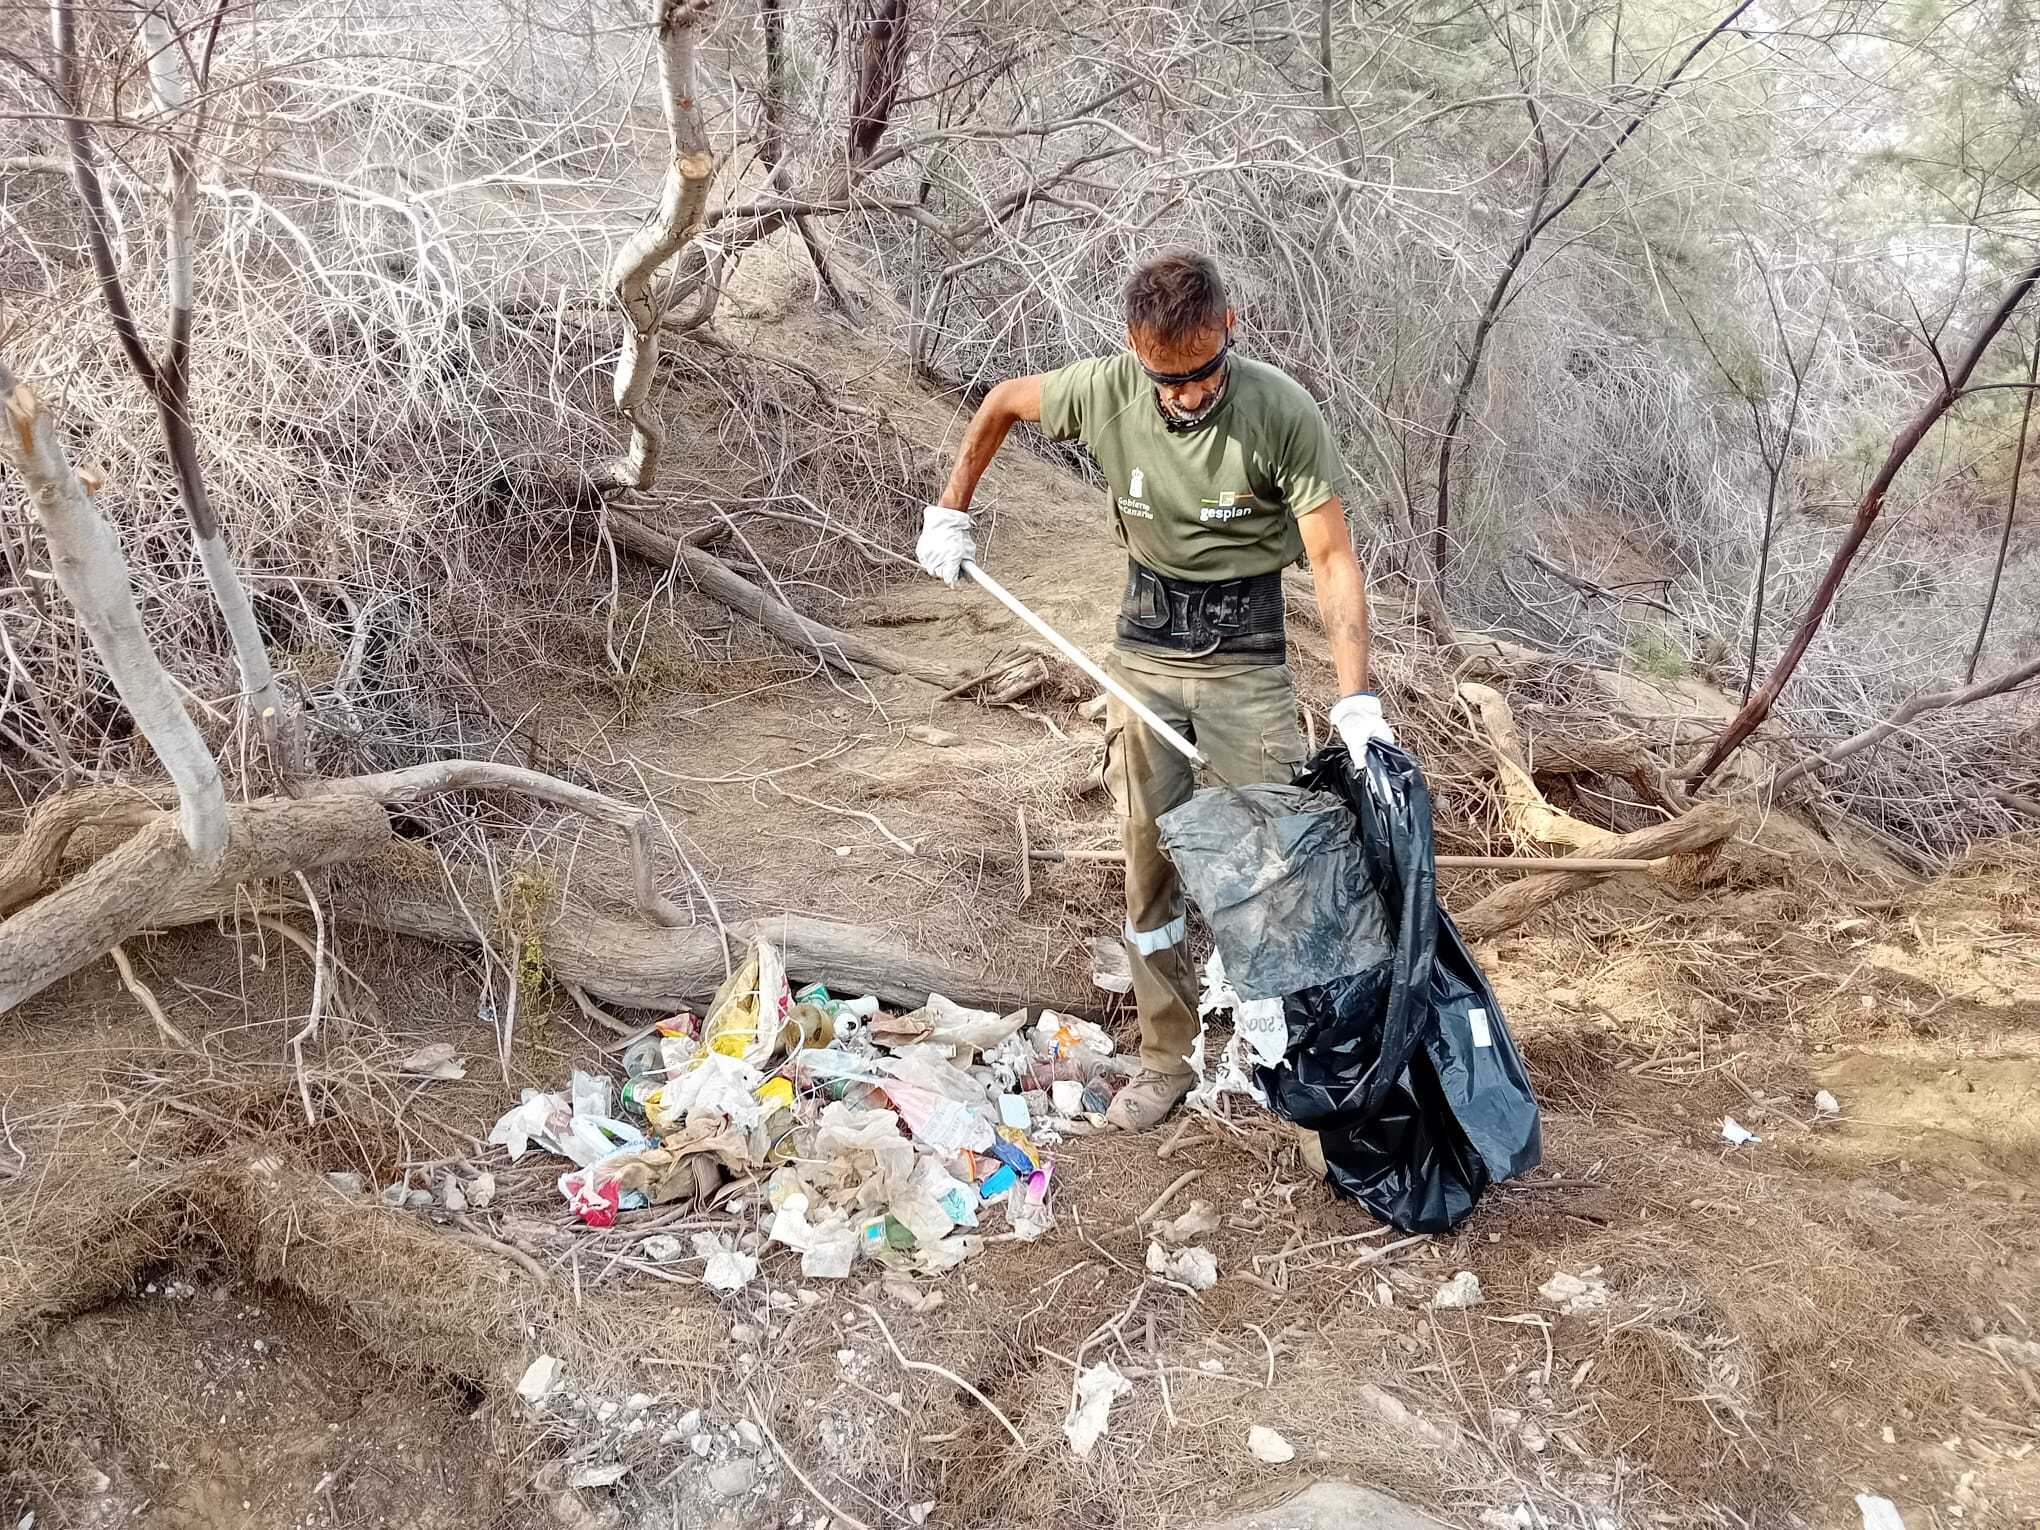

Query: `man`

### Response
(917, 250, 1393, 1130)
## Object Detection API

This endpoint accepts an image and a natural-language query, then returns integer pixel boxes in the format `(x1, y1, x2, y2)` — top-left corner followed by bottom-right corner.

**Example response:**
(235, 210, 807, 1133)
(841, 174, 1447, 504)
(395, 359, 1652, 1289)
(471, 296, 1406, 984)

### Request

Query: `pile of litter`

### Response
(488, 942, 1133, 1279)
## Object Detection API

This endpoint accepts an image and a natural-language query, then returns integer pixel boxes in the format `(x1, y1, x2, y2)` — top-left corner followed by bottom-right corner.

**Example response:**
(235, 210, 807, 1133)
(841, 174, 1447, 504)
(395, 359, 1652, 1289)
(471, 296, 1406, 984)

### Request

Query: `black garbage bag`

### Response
(1162, 739, 1541, 1233)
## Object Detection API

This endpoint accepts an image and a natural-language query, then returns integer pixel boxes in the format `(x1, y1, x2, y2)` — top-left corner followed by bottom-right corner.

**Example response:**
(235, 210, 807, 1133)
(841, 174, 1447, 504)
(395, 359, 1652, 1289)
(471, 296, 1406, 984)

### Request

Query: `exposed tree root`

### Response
(1455, 801, 1739, 941)
(0, 797, 391, 1013)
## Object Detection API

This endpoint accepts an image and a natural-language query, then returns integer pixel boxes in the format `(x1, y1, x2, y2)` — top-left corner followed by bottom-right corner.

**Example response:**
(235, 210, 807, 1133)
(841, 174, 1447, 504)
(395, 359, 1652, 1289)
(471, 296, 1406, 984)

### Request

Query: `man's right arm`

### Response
(936, 374, 1044, 511)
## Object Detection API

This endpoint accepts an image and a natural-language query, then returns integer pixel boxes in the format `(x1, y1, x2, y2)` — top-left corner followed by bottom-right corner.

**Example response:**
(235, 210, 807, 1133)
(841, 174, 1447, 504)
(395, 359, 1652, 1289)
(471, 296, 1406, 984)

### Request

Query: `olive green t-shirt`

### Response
(1037, 352, 1349, 583)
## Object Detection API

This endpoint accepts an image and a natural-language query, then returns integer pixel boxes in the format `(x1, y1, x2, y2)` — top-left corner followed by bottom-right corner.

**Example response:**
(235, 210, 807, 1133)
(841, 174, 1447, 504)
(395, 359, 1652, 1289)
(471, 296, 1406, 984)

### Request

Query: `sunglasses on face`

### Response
(1137, 336, 1230, 387)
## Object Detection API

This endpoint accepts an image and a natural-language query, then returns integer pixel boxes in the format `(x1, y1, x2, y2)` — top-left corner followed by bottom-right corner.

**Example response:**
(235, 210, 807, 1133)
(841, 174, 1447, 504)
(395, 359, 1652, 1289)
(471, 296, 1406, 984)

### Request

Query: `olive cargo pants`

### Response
(1104, 657, 1306, 1078)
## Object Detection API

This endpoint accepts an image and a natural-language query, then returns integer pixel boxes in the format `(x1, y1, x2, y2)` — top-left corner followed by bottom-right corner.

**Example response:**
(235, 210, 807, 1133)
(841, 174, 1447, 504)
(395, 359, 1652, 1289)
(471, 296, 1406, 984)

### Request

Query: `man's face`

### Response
(1128, 312, 1234, 424)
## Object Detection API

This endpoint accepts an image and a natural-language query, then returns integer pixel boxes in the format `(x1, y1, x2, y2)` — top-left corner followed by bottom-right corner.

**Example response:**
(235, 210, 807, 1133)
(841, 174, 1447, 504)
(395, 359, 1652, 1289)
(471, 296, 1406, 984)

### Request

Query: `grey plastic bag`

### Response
(1156, 783, 1392, 1000)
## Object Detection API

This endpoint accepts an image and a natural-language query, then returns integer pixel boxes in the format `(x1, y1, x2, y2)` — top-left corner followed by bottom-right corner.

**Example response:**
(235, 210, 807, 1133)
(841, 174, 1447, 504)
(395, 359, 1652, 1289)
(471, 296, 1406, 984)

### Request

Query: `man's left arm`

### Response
(1296, 499, 1370, 696)
(1298, 500, 1395, 753)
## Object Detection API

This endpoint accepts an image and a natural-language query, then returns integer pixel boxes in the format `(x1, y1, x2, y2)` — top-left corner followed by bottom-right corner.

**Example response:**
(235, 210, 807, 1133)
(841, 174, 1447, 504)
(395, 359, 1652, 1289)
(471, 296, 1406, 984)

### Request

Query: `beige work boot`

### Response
(1106, 1069, 1193, 1131)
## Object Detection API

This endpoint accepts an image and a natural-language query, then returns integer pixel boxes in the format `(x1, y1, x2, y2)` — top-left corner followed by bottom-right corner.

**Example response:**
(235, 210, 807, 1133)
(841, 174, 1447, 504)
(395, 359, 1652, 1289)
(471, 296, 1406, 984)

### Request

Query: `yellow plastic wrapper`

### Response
(701, 942, 787, 1067)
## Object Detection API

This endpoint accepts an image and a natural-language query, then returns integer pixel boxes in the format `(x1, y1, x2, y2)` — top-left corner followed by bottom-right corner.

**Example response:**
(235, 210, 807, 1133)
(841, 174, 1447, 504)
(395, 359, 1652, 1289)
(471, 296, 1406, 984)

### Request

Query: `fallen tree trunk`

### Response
(355, 893, 1080, 1016)
(0, 797, 391, 1013)
(0, 785, 168, 917)
(608, 508, 955, 688)
(1458, 682, 1624, 853)
(1, 794, 1079, 1018)
(1454, 801, 1738, 941)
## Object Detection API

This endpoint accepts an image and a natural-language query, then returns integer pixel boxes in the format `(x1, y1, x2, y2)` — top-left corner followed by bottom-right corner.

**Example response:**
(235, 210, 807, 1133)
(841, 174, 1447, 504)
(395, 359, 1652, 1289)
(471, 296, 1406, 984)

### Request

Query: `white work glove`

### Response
(916, 505, 975, 586)
(1330, 691, 1395, 757)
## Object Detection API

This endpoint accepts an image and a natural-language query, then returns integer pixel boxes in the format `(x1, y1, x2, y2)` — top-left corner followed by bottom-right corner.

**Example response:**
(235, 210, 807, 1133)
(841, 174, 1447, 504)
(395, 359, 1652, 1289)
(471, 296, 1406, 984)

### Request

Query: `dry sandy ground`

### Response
(3, 246, 2038, 1530)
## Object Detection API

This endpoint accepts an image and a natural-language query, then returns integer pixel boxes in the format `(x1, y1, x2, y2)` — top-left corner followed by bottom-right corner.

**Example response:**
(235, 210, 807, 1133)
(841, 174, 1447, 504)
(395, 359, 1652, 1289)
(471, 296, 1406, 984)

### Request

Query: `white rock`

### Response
(641, 1234, 683, 1263)
(569, 1462, 630, 1488)
(736, 1419, 764, 1449)
(515, 1355, 560, 1406)
(596, 1401, 619, 1423)
(906, 1503, 936, 1526)
(1430, 1271, 1484, 1310)
(624, 1393, 653, 1413)
(324, 1172, 366, 1196)
(690, 1434, 714, 1458)
(1814, 1089, 1841, 1117)
(1538, 1267, 1609, 1314)
(440, 1176, 467, 1213)
(1247, 1425, 1295, 1464)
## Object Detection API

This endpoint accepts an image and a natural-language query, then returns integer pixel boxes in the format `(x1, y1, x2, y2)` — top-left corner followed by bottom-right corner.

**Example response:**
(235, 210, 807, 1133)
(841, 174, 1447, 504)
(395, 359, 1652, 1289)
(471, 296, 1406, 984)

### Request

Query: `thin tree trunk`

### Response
(1965, 336, 2038, 684)
(846, 0, 909, 165)
(53, 0, 297, 771)
(1771, 652, 2040, 793)
(0, 366, 228, 865)
(1432, 0, 1759, 572)
(760, 0, 786, 170)
(1691, 256, 2040, 786)
(1318, 0, 1334, 107)
(605, 0, 715, 490)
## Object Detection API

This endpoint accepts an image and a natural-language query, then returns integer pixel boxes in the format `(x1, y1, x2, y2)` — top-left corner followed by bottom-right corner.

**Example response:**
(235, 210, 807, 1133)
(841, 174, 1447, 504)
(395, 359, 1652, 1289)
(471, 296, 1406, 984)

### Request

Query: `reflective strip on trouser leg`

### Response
(1124, 915, 1187, 956)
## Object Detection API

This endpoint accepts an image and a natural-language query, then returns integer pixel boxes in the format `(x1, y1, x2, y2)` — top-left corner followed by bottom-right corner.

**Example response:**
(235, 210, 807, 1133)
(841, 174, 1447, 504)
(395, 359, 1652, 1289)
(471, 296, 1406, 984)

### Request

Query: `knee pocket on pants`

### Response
(1103, 723, 1130, 818)
(1260, 719, 1307, 783)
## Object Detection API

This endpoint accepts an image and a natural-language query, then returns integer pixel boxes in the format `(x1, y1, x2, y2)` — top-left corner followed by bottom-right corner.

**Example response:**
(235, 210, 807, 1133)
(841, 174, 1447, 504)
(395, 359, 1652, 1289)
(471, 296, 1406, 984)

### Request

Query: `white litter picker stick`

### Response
(961, 560, 1209, 769)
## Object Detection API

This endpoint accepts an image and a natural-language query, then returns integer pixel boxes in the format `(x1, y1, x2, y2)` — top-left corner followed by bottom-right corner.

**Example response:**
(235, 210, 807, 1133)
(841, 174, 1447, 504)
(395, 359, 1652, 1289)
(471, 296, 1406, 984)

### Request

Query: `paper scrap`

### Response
(1063, 1361, 1131, 1456)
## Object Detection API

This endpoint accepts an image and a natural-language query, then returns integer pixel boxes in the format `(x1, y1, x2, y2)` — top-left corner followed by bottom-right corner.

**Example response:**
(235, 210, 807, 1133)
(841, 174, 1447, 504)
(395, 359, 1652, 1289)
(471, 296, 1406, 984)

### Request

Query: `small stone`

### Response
(736, 1419, 764, 1449)
(515, 1355, 560, 1406)
(1247, 1425, 1295, 1464)
(690, 1434, 713, 1458)
(1813, 1089, 1841, 1117)
(1538, 1267, 1609, 1315)
(596, 1401, 620, 1423)
(676, 1408, 703, 1436)
(569, 1462, 630, 1489)
(404, 1188, 436, 1209)
(731, 1323, 758, 1344)
(398, 1042, 465, 1080)
(906, 1503, 936, 1525)
(641, 1234, 683, 1263)
(908, 725, 958, 748)
(1430, 1271, 1484, 1310)
(624, 1393, 653, 1413)
(440, 1176, 467, 1214)
(380, 1182, 409, 1208)
(324, 1172, 366, 1196)
(252, 1340, 266, 1355)
(706, 1458, 760, 1501)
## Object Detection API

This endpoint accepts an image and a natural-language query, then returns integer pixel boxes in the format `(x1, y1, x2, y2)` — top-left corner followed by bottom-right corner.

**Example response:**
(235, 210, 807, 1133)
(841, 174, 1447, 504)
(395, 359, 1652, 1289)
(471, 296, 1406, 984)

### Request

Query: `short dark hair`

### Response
(1123, 251, 1228, 343)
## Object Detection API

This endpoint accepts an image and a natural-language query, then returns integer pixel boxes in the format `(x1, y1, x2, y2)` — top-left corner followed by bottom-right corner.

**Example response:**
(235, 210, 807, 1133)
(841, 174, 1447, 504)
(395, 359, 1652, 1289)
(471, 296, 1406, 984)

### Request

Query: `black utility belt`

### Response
(1117, 561, 1285, 661)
